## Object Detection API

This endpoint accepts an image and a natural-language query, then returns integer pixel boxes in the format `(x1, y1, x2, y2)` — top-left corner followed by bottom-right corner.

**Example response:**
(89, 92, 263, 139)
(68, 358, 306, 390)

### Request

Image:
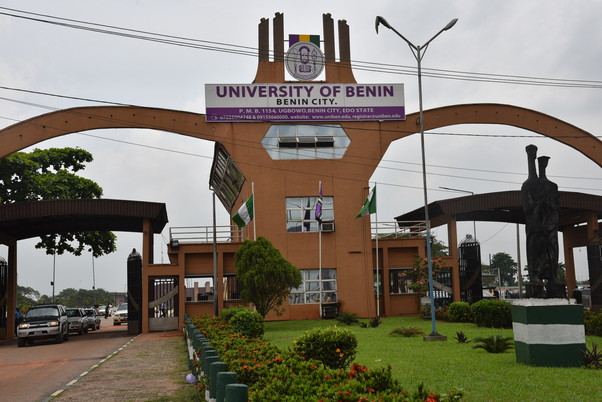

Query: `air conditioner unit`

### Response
(321, 222, 335, 232)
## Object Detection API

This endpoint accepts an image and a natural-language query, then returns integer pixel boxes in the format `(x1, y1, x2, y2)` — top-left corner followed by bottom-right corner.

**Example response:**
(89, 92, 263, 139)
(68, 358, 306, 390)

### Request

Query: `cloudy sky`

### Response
(1, 1, 600, 297)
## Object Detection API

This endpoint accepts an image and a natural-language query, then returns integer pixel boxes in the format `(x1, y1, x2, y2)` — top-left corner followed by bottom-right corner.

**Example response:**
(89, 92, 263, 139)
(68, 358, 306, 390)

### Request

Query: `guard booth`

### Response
(588, 243, 602, 312)
(127, 249, 142, 334)
(458, 234, 483, 303)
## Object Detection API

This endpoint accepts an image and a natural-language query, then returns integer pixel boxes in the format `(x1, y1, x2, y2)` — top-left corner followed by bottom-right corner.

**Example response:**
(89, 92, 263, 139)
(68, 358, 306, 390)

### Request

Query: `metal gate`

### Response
(459, 234, 483, 303)
(149, 276, 178, 331)
(0, 257, 7, 339)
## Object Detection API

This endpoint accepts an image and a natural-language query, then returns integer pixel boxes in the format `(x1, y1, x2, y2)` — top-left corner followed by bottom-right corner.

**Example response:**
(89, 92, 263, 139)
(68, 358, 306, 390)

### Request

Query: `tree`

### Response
(17, 285, 41, 307)
(490, 252, 518, 286)
(0, 147, 116, 257)
(431, 236, 449, 257)
(56, 288, 113, 307)
(235, 237, 302, 318)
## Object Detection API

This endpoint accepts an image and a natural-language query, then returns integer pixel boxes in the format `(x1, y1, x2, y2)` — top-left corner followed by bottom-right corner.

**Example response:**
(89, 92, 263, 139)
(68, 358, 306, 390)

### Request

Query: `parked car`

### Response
(66, 307, 88, 335)
(17, 304, 69, 347)
(113, 303, 128, 326)
(83, 308, 101, 331)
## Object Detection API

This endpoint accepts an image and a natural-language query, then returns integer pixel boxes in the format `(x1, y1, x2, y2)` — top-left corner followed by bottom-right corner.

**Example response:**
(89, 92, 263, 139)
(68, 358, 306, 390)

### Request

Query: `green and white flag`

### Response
(232, 194, 254, 228)
(355, 186, 376, 218)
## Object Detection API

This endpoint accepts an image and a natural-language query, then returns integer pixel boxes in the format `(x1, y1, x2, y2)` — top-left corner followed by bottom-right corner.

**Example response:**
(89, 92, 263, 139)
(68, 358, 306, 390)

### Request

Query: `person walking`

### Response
(104, 303, 110, 319)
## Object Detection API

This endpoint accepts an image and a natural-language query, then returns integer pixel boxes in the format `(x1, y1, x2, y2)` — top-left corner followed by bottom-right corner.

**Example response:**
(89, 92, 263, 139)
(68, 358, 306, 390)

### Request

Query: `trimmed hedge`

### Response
(446, 302, 472, 323)
(292, 326, 357, 369)
(470, 299, 512, 328)
(584, 310, 602, 337)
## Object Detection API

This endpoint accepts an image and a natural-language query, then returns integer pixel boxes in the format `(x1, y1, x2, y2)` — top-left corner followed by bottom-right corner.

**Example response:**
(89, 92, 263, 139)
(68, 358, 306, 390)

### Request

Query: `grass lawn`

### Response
(264, 317, 602, 401)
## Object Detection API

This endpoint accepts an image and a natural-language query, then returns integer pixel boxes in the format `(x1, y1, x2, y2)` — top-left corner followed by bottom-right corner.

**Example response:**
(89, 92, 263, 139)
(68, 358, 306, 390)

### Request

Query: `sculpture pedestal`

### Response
(511, 299, 585, 367)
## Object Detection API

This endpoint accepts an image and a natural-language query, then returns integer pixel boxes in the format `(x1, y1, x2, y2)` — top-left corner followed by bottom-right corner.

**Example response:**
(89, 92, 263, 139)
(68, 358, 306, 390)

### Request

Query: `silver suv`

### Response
(17, 304, 69, 347)
(66, 307, 88, 335)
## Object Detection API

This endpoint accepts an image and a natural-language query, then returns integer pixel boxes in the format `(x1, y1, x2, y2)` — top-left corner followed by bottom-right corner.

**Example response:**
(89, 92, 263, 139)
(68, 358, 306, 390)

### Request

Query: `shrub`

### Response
(446, 302, 472, 323)
(229, 308, 264, 338)
(435, 305, 449, 321)
(455, 331, 471, 343)
(336, 311, 360, 326)
(219, 306, 249, 322)
(293, 326, 357, 369)
(580, 343, 602, 369)
(389, 326, 425, 337)
(359, 316, 382, 328)
(470, 299, 512, 328)
(584, 310, 602, 337)
(471, 335, 514, 353)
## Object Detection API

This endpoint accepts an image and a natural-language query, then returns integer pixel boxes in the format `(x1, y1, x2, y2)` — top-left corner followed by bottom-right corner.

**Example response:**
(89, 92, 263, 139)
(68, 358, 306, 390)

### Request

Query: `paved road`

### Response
(0, 317, 134, 402)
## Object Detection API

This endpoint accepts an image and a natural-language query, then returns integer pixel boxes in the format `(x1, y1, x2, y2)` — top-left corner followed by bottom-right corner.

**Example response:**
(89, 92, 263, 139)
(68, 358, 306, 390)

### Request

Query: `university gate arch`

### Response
(0, 103, 600, 168)
(0, 103, 600, 330)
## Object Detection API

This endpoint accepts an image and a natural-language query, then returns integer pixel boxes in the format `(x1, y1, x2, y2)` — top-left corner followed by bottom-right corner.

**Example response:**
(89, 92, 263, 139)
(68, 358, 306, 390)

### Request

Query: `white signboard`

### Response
(205, 83, 405, 122)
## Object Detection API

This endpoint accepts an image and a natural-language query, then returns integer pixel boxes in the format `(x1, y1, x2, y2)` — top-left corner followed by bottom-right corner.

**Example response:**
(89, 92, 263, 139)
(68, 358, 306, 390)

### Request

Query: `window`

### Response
(389, 268, 415, 295)
(223, 275, 241, 301)
(185, 275, 214, 302)
(261, 124, 351, 160)
(286, 196, 334, 232)
(289, 269, 337, 304)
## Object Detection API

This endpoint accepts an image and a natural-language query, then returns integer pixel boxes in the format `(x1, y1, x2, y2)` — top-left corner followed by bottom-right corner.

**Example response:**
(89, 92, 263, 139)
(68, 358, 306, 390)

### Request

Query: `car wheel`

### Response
(17, 338, 26, 347)
(63, 331, 69, 341)
(26, 339, 34, 345)
(55, 332, 64, 344)
(78, 328, 84, 335)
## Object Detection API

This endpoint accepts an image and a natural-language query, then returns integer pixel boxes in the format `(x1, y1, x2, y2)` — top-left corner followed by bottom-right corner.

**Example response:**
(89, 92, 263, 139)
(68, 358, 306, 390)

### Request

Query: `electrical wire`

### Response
(2, 7, 602, 89)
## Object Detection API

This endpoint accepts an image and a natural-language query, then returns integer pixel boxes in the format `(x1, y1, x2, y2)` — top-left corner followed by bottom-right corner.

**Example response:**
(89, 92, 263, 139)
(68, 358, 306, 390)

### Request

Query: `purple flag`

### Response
(315, 182, 323, 223)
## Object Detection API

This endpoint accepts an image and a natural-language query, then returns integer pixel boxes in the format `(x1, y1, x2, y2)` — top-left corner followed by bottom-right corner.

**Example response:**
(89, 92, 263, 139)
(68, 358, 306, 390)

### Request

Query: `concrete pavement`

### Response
(48, 329, 191, 401)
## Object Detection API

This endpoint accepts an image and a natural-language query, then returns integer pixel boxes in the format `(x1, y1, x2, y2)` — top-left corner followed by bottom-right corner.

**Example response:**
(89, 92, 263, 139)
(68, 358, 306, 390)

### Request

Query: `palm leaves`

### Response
(471, 335, 514, 353)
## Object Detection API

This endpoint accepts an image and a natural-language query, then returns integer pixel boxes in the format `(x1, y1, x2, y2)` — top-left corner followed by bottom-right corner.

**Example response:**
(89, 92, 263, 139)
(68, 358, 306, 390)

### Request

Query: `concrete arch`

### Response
(0, 103, 600, 168)
(382, 103, 602, 168)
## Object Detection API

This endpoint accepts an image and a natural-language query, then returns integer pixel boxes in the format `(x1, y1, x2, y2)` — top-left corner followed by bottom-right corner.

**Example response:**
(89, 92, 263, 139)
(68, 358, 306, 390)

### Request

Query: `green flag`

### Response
(355, 186, 376, 218)
(232, 194, 254, 228)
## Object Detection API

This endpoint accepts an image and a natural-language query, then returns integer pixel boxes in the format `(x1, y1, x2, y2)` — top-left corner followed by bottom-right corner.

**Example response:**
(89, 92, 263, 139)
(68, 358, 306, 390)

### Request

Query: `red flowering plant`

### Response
(408, 254, 445, 316)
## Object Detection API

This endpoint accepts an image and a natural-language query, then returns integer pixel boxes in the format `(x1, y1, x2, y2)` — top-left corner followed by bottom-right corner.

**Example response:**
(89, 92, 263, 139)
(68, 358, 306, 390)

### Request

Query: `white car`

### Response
(113, 303, 128, 326)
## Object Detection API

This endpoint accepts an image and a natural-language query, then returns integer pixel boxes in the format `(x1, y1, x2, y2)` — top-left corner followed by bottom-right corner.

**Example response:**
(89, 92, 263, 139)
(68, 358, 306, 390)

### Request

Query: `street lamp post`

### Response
(376, 16, 457, 338)
(439, 186, 477, 240)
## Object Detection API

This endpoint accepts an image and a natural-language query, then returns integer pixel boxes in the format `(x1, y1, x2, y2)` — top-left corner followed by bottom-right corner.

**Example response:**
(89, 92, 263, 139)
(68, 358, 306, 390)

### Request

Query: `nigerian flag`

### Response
(355, 186, 376, 218)
(232, 194, 254, 228)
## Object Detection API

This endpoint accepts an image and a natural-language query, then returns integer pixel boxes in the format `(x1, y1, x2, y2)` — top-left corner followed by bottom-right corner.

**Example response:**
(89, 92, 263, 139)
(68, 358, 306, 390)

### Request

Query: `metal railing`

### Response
(371, 221, 427, 239)
(169, 225, 244, 244)
(168, 221, 426, 244)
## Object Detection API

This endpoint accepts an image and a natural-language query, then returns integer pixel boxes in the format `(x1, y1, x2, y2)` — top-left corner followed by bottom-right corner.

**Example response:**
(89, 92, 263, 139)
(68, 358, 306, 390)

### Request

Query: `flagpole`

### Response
(374, 182, 380, 317)
(252, 182, 256, 241)
(318, 181, 322, 319)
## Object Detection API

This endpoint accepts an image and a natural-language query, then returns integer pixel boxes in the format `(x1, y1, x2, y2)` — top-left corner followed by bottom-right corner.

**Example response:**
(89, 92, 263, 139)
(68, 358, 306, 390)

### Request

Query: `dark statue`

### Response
(521, 145, 563, 298)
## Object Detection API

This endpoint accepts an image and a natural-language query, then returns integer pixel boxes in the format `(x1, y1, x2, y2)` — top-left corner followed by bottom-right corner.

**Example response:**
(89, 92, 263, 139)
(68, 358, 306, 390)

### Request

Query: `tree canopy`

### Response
(234, 237, 302, 318)
(0, 147, 116, 257)
(490, 252, 518, 286)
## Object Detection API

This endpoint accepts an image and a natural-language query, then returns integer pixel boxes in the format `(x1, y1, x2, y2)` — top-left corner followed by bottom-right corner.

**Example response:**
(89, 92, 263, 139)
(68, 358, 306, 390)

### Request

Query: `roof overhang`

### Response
(0, 199, 168, 241)
(395, 191, 602, 231)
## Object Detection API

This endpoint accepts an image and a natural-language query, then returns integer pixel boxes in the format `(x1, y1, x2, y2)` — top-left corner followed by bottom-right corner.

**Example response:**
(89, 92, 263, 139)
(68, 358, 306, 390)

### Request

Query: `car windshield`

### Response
(84, 309, 95, 316)
(117, 304, 128, 311)
(27, 307, 59, 317)
(66, 309, 81, 317)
